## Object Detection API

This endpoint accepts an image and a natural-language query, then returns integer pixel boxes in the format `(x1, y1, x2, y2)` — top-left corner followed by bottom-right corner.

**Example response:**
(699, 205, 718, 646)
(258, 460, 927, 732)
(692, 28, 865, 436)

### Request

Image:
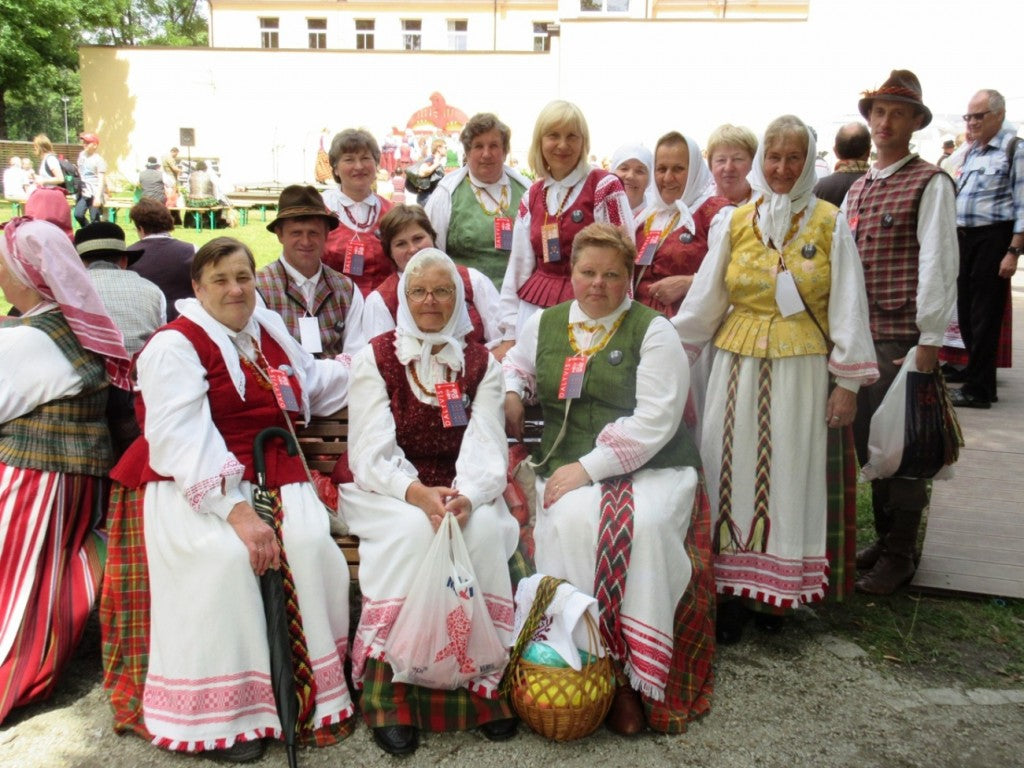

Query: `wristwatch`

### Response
(1008, 246, 1023, 257)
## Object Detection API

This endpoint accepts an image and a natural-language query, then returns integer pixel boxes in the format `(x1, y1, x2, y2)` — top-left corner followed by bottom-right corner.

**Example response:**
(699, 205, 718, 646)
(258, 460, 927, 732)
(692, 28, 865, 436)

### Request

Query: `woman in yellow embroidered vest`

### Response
(673, 116, 879, 644)
(0, 218, 131, 724)
(504, 223, 714, 736)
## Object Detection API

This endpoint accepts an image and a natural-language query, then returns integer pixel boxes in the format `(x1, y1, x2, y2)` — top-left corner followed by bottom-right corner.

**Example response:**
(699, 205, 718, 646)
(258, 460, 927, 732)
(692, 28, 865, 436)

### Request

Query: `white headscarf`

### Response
(747, 118, 818, 249)
(636, 134, 715, 234)
(610, 143, 654, 215)
(394, 248, 474, 372)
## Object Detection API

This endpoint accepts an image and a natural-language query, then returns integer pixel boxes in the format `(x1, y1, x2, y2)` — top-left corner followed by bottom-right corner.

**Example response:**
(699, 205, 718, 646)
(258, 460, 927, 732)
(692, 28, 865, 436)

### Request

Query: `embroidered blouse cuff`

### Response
(577, 454, 606, 484)
(834, 377, 862, 394)
(390, 473, 416, 504)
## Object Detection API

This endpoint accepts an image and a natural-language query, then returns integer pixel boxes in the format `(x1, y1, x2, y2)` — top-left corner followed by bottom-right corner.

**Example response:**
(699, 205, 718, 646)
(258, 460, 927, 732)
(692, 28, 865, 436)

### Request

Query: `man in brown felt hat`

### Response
(256, 185, 366, 357)
(842, 69, 958, 595)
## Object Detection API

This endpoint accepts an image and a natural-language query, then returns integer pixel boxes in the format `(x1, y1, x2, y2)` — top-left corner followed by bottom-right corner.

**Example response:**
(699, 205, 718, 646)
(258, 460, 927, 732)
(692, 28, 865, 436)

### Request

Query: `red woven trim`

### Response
(862, 85, 920, 101)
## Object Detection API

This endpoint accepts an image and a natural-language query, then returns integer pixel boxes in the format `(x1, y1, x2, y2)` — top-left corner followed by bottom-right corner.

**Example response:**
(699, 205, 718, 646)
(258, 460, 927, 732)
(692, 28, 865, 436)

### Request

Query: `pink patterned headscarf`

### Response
(1, 217, 132, 389)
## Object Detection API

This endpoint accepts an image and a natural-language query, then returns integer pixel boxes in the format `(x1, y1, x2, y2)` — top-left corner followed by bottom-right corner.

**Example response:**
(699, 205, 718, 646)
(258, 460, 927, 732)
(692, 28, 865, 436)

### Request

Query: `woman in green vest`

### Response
(503, 222, 715, 736)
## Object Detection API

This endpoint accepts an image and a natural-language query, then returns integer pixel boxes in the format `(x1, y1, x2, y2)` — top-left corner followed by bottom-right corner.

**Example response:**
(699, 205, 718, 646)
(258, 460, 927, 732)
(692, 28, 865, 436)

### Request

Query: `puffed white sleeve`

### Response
(341, 285, 368, 354)
(469, 267, 503, 346)
(914, 173, 958, 346)
(827, 210, 879, 391)
(0, 325, 81, 423)
(137, 330, 246, 520)
(362, 291, 397, 340)
(502, 308, 540, 399)
(672, 207, 735, 360)
(593, 172, 635, 234)
(424, 187, 452, 251)
(578, 317, 689, 481)
(345, 346, 420, 501)
(498, 199, 534, 340)
(453, 356, 509, 510)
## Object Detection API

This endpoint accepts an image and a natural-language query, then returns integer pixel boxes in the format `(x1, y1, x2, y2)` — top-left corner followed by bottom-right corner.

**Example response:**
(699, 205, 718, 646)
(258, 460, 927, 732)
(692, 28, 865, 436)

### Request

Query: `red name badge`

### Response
(436, 381, 468, 428)
(637, 230, 661, 265)
(558, 356, 587, 400)
(344, 238, 365, 276)
(268, 368, 300, 412)
(494, 217, 512, 251)
(541, 222, 561, 263)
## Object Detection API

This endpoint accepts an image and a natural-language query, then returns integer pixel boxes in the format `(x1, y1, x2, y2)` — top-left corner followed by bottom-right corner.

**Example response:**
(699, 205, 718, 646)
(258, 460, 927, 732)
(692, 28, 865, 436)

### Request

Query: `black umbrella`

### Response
(252, 426, 301, 768)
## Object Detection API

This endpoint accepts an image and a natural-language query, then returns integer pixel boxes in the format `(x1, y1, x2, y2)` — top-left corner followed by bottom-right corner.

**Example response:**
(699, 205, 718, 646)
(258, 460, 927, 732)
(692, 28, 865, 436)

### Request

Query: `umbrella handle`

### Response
(253, 426, 299, 480)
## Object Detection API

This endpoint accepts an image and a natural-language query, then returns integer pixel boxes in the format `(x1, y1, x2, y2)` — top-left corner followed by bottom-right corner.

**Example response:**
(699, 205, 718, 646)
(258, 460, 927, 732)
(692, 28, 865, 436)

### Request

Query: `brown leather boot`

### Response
(855, 540, 884, 571)
(605, 685, 646, 736)
(855, 510, 922, 595)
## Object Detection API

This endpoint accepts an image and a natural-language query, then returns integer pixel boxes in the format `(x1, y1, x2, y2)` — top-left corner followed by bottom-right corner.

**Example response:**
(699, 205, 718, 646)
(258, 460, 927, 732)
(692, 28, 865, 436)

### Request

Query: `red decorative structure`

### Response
(407, 92, 468, 135)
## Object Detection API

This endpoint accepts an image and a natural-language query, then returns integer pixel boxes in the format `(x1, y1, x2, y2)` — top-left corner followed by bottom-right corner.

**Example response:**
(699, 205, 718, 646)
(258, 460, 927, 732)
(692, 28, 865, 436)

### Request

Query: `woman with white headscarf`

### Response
(610, 142, 653, 220)
(634, 132, 732, 316)
(339, 248, 520, 757)
(0, 218, 131, 724)
(673, 116, 878, 643)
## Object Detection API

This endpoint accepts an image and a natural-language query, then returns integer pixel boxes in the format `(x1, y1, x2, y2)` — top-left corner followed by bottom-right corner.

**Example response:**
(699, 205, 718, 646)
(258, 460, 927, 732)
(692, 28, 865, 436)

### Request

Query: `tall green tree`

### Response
(0, 0, 80, 139)
(0, 0, 207, 139)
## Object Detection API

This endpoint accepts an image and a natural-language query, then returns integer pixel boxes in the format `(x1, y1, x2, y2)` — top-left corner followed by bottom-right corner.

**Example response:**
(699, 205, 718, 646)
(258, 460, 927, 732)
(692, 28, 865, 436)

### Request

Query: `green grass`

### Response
(816, 485, 1024, 688)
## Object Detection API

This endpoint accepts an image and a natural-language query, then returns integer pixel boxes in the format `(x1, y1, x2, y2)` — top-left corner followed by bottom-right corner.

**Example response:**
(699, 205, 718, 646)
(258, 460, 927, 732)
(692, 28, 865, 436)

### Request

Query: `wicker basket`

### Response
(508, 612, 614, 741)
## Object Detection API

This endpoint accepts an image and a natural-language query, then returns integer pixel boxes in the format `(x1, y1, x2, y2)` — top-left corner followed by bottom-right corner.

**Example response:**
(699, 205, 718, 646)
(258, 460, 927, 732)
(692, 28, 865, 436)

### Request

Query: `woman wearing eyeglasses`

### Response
(338, 248, 520, 756)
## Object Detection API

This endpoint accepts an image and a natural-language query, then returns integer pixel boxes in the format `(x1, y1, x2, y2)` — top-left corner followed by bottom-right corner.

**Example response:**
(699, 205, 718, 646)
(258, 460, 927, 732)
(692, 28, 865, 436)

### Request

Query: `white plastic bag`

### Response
(859, 347, 957, 482)
(384, 513, 509, 690)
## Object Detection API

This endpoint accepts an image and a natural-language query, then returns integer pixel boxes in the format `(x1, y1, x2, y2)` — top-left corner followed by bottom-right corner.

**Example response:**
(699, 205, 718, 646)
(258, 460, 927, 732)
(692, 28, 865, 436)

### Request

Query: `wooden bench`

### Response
(295, 408, 360, 582)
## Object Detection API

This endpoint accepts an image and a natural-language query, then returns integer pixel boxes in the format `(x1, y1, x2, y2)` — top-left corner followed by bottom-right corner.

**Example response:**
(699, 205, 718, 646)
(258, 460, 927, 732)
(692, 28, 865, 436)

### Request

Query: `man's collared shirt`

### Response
(956, 127, 1024, 232)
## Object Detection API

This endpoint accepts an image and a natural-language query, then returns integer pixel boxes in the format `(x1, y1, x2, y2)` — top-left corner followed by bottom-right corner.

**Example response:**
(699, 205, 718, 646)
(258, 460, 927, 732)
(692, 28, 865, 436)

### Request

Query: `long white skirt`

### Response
(339, 484, 519, 686)
(534, 465, 698, 701)
(701, 350, 830, 607)
(142, 480, 353, 751)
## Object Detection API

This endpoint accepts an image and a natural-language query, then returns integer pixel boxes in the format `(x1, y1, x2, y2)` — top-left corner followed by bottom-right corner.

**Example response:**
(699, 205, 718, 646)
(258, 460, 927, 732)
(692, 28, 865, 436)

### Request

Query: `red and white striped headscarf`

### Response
(1, 217, 132, 389)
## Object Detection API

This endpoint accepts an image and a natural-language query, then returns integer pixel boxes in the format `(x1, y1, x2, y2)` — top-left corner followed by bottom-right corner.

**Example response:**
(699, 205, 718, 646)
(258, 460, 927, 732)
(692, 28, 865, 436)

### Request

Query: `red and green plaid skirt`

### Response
(99, 483, 355, 746)
(361, 657, 514, 732)
(642, 477, 716, 734)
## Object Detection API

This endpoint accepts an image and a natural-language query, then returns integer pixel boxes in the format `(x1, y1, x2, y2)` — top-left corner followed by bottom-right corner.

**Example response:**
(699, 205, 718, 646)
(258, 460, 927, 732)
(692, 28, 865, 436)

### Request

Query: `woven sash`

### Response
(593, 476, 635, 659)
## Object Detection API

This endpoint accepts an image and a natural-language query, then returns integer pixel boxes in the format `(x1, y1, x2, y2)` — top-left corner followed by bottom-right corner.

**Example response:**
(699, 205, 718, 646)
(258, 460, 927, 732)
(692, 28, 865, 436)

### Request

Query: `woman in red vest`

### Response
(363, 204, 502, 348)
(322, 128, 394, 297)
(100, 237, 355, 762)
(494, 101, 632, 359)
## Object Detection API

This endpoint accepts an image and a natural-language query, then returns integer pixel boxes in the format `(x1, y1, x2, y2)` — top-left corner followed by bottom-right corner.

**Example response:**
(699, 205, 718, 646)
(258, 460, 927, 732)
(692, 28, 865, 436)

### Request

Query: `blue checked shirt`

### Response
(955, 128, 1024, 233)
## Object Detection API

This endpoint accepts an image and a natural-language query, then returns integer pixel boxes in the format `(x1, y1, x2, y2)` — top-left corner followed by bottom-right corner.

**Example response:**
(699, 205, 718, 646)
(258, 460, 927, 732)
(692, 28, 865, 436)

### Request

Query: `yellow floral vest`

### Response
(715, 201, 837, 359)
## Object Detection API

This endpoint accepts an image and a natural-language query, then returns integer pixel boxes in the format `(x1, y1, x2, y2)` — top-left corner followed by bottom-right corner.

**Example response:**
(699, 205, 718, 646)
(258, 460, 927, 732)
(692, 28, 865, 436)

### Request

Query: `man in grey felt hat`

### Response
(842, 69, 959, 595)
(255, 185, 366, 357)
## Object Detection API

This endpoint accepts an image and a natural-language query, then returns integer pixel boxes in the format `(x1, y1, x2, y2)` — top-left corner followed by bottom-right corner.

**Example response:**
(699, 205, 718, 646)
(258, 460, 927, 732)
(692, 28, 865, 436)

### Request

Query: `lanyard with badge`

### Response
(540, 182, 579, 263)
(472, 182, 514, 252)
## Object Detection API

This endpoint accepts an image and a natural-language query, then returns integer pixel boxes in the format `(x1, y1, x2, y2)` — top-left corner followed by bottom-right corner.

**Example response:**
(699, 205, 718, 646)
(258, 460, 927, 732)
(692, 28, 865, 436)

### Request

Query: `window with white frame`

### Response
(308, 18, 326, 49)
(533, 22, 551, 51)
(447, 19, 468, 50)
(580, 0, 630, 11)
(402, 19, 422, 50)
(259, 17, 279, 49)
(355, 19, 374, 50)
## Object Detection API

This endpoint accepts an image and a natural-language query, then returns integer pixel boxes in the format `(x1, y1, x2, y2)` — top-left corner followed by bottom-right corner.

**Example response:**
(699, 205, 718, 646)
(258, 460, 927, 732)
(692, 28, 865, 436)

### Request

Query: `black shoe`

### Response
(949, 388, 991, 409)
(753, 613, 786, 634)
(715, 600, 748, 645)
(480, 718, 519, 741)
(941, 366, 966, 383)
(208, 739, 265, 764)
(372, 725, 419, 756)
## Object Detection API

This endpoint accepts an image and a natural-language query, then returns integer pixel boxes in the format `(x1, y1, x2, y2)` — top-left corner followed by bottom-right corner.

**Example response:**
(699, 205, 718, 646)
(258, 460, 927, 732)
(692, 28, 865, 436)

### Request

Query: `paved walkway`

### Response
(913, 266, 1024, 597)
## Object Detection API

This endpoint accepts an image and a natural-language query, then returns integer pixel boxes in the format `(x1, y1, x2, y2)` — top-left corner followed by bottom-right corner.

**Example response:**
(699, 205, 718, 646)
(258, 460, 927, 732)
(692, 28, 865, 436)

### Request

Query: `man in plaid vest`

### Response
(843, 70, 958, 595)
(256, 185, 366, 357)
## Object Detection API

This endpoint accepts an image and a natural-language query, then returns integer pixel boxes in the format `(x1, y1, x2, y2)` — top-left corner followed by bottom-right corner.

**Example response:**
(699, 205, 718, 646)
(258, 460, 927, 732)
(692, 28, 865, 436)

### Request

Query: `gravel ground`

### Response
(2, 609, 1022, 768)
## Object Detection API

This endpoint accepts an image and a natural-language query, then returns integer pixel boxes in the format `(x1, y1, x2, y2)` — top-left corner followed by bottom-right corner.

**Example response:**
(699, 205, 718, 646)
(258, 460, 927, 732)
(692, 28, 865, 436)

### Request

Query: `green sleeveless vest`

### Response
(534, 301, 700, 477)
(0, 311, 112, 475)
(447, 175, 526, 265)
